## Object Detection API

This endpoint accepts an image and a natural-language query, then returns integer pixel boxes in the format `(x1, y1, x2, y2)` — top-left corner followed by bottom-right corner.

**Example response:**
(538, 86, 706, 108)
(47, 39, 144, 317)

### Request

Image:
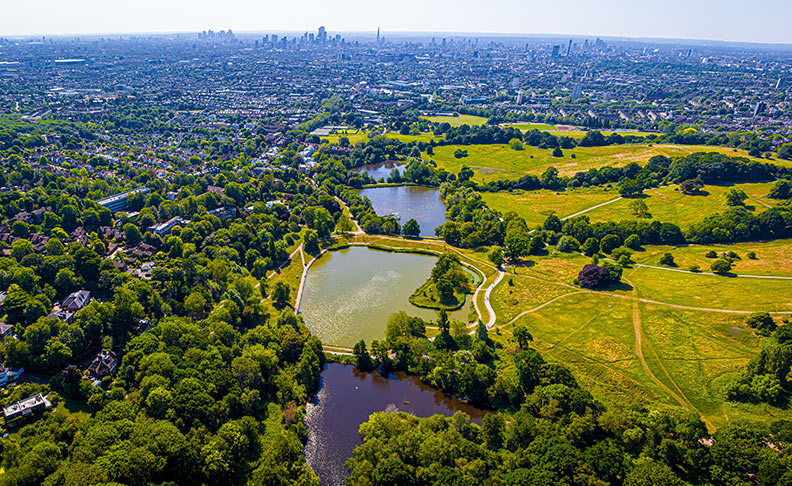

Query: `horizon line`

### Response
(3, 28, 791, 48)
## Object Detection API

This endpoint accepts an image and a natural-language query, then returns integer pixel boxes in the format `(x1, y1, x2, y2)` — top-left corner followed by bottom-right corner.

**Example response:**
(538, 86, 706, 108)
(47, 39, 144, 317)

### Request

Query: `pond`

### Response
(299, 247, 472, 348)
(358, 161, 406, 181)
(357, 185, 447, 237)
(304, 363, 488, 486)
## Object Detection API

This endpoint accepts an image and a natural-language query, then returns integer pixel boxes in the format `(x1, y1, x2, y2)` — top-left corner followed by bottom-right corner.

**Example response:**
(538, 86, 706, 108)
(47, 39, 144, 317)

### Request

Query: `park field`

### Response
(420, 114, 488, 126)
(482, 188, 620, 226)
(505, 123, 557, 131)
(491, 262, 792, 428)
(633, 239, 792, 277)
(320, 130, 369, 145)
(583, 181, 777, 228)
(380, 132, 443, 143)
(545, 129, 660, 139)
(427, 143, 763, 183)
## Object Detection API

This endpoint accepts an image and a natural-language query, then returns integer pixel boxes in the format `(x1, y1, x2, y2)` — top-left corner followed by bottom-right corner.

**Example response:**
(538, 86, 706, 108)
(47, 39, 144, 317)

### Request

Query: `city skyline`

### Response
(1, 0, 791, 45)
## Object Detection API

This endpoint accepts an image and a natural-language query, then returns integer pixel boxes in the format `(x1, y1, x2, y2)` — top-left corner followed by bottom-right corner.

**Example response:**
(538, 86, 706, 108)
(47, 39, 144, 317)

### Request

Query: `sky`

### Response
(1, 0, 791, 45)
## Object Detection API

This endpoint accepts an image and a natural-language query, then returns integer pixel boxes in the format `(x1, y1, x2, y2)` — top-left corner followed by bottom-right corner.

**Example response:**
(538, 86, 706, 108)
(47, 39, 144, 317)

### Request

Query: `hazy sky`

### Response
(2, 0, 790, 44)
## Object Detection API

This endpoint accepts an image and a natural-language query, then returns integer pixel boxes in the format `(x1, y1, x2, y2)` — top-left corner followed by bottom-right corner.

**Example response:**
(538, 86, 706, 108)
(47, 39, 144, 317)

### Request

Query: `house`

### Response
(87, 350, 118, 378)
(0, 322, 14, 337)
(3, 393, 52, 423)
(0, 365, 23, 387)
(62, 290, 91, 312)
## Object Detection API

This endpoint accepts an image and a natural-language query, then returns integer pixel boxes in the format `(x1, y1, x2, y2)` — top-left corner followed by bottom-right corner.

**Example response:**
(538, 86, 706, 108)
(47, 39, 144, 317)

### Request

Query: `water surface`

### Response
(305, 363, 488, 486)
(358, 186, 447, 237)
(299, 247, 471, 347)
(358, 161, 406, 181)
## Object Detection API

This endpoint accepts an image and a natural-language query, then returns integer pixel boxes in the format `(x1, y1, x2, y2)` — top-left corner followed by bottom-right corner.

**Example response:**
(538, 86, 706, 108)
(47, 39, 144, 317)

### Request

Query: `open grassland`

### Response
(427, 143, 765, 183)
(634, 239, 792, 277)
(625, 264, 792, 312)
(494, 280, 792, 428)
(545, 130, 660, 139)
(481, 188, 619, 226)
(320, 130, 370, 145)
(380, 132, 444, 143)
(505, 123, 557, 131)
(420, 114, 488, 126)
(584, 182, 777, 228)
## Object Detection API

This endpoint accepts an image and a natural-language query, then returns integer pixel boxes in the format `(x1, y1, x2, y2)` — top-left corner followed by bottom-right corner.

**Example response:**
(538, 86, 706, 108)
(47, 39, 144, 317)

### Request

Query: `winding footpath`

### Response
(483, 270, 505, 328)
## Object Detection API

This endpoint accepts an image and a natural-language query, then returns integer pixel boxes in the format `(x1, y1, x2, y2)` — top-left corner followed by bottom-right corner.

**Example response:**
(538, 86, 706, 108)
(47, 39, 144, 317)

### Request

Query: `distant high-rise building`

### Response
(572, 84, 583, 99)
(511, 77, 520, 89)
(776, 77, 783, 90)
(516, 90, 524, 105)
(377, 28, 380, 43)
(566, 39, 572, 56)
(318, 26, 326, 44)
(552, 45, 561, 57)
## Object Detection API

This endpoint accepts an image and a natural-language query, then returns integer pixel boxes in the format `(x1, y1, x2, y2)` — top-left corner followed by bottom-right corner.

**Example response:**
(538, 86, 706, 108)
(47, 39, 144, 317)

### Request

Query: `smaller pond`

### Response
(358, 185, 447, 237)
(358, 161, 406, 181)
(305, 363, 488, 486)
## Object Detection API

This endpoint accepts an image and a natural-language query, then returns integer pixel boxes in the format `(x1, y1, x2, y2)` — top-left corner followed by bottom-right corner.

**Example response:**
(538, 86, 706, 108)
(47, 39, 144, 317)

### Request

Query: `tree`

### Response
(711, 259, 732, 274)
(551, 146, 563, 157)
(778, 144, 792, 160)
(271, 282, 291, 309)
(509, 138, 525, 151)
(580, 237, 599, 256)
(556, 235, 579, 253)
(488, 247, 503, 267)
(599, 234, 620, 254)
(746, 312, 776, 336)
(303, 229, 320, 255)
(353, 340, 375, 371)
(576, 264, 618, 289)
(619, 179, 643, 197)
(401, 218, 420, 238)
(768, 180, 791, 199)
(513, 324, 533, 349)
(184, 292, 207, 318)
(124, 223, 142, 246)
(11, 220, 30, 238)
(624, 234, 641, 250)
(659, 253, 675, 267)
(725, 188, 748, 207)
(680, 178, 704, 195)
(629, 200, 650, 218)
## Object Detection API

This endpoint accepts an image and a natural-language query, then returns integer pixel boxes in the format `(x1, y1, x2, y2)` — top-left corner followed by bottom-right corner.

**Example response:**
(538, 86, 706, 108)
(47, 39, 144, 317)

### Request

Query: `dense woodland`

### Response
(0, 110, 791, 486)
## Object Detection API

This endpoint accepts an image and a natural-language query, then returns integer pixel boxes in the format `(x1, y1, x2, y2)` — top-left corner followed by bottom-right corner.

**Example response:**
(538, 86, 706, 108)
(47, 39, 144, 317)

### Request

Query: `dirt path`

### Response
(561, 196, 623, 221)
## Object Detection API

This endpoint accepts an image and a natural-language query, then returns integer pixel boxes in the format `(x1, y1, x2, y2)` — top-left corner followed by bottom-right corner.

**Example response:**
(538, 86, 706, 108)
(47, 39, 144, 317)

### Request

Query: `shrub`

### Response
(688, 265, 701, 272)
(659, 253, 675, 267)
(705, 250, 717, 258)
(580, 237, 599, 256)
(746, 251, 757, 260)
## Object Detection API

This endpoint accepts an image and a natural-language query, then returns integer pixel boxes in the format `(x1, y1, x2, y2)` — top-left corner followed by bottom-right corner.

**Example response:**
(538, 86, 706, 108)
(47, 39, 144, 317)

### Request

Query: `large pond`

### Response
(358, 186, 447, 237)
(358, 161, 406, 181)
(305, 363, 488, 486)
(299, 247, 472, 347)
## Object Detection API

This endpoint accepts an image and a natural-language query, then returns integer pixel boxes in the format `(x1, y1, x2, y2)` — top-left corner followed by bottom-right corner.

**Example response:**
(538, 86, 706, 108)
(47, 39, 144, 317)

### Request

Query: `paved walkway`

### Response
(561, 197, 622, 220)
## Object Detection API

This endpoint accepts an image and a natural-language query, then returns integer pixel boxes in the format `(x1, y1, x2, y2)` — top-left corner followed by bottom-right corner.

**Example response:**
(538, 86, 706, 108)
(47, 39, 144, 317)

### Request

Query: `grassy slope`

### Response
(427, 143, 769, 183)
(420, 114, 488, 126)
(482, 188, 620, 226)
(584, 182, 777, 227)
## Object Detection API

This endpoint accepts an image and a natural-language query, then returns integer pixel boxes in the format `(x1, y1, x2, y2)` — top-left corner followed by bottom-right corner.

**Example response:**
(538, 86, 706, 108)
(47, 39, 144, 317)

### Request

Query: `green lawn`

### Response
(482, 188, 619, 226)
(633, 239, 792, 277)
(380, 132, 444, 143)
(546, 130, 660, 139)
(584, 182, 777, 228)
(320, 130, 370, 145)
(505, 123, 557, 131)
(427, 143, 765, 183)
(420, 114, 488, 126)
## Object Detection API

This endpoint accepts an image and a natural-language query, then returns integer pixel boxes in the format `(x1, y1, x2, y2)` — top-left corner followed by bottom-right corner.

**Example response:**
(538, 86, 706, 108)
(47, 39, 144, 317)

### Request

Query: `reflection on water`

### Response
(358, 186, 447, 237)
(300, 247, 470, 348)
(304, 363, 488, 486)
(358, 161, 406, 181)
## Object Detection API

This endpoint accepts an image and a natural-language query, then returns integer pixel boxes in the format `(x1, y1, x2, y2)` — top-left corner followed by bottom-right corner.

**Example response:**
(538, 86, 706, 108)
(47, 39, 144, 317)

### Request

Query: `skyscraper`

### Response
(566, 39, 573, 56)
(318, 26, 326, 44)
(377, 27, 380, 43)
